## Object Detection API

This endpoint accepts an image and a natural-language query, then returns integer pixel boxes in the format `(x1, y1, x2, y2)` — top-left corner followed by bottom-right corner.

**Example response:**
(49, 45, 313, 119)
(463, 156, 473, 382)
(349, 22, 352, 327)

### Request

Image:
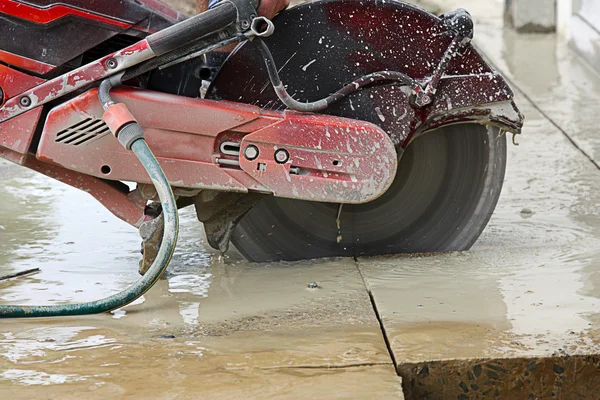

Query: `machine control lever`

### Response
(412, 8, 474, 107)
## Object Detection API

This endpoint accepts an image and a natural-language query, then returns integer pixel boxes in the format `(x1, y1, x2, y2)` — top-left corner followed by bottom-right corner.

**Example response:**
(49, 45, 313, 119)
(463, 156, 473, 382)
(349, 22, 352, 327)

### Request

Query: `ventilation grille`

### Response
(56, 118, 110, 146)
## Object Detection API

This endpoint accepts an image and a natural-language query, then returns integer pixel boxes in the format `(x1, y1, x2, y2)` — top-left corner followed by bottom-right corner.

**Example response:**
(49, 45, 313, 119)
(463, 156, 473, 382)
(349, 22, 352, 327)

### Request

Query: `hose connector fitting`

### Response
(117, 122, 146, 150)
(102, 103, 144, 150)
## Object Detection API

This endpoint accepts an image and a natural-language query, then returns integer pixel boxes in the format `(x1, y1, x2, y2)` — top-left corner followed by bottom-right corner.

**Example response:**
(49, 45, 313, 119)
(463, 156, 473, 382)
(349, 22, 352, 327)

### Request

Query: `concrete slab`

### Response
(355, 5, 600, 391)
(0, 325, 403, 400)
(359, 91, 600, 397)
(0, 164, 401, 398)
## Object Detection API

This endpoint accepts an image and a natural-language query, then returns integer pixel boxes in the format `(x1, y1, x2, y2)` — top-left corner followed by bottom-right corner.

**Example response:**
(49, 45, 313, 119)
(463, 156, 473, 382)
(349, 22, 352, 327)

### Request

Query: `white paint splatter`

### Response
(375, 107, 386, 122)
(301, 59, 316, 71)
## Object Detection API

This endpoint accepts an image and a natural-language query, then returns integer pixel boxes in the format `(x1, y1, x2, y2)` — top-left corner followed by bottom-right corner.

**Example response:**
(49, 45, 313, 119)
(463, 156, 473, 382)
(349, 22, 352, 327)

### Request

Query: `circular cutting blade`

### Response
(229, 124, 506, 262)
(207, 0, 507, 262)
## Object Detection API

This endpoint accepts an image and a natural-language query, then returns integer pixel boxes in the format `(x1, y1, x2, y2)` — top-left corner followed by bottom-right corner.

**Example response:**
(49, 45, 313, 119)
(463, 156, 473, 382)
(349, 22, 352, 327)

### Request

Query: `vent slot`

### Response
(56, 118, 111, 146)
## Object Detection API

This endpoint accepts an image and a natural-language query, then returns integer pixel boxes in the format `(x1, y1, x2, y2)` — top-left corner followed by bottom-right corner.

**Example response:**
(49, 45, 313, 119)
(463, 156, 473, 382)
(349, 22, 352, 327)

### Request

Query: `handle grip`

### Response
(146, 2, 238, 56)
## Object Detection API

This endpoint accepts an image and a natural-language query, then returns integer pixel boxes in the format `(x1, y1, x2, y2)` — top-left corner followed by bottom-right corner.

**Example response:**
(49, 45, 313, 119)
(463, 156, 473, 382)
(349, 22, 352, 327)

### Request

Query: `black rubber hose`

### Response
(122, 29, 239, 81)
(98, 75, 121, 108)
(252, 38, 419, 112)
(146, 2, 237, 56)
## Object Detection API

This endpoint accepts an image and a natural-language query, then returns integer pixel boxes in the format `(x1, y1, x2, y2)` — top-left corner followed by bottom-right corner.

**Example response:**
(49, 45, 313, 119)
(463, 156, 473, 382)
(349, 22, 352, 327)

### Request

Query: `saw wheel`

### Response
(229, 125, 506, 261)
(207, 0, 508, 262)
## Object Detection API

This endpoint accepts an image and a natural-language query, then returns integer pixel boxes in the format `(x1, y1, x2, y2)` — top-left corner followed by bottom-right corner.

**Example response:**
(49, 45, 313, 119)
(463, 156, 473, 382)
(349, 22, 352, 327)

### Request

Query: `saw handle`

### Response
(146, 2, 237, 56)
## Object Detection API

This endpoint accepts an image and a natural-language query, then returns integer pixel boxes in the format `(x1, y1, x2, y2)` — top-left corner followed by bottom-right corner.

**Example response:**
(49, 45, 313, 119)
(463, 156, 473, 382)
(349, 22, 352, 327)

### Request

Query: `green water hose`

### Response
(0, 80, 179, 318)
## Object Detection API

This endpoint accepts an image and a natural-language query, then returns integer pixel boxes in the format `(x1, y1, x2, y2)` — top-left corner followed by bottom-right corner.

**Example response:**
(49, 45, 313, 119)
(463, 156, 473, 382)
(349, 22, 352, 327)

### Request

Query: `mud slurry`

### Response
(0, 325, 402, 399)
(359, 94, 600, 396)
(0, 172, 400, 398)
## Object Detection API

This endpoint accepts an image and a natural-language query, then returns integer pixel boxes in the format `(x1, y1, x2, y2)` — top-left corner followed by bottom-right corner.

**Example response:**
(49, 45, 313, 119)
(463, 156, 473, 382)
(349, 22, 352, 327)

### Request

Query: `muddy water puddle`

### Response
(0, 166, 399, 397)
(0, 323, 399, 399)
(359, 93, 600, 365)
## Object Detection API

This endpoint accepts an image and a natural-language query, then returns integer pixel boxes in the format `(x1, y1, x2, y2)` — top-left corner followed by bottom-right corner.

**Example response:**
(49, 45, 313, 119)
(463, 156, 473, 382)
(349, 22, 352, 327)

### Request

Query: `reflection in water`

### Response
(168, 274, 211, 295)
(179, 302, 201, 325)
(0, 159, 214, 328)
(0, 326, 116, 363)
(1, 369, 85, 386)
(0, 162, 57, 271)
(497, 248, 600, 354)
(0, 326, 116, 386)
(169, 211, 213, 325)
(0, 160, 141, 305)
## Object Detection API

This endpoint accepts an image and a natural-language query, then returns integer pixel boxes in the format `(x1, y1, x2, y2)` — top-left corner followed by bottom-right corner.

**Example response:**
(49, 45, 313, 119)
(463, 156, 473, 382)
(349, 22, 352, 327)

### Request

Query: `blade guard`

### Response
(239, 111, 397, 203)
(208, 0, 524, 146)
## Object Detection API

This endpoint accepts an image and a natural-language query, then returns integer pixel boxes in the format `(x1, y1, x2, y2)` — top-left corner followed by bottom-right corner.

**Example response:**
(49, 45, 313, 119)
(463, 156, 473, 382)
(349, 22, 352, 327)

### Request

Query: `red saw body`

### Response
(38, 87, 397, 209)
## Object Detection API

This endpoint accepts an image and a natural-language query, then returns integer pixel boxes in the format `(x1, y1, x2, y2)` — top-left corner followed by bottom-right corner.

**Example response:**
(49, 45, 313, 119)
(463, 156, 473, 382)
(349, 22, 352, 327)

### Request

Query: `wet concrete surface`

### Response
(359, 91, 600, 360)
(3, 0, 600, 398)
(0, 171, 401, 397)
(355, 0, 600, 397)
(358, 91, 600, 397)
(444, 0, 600, 167)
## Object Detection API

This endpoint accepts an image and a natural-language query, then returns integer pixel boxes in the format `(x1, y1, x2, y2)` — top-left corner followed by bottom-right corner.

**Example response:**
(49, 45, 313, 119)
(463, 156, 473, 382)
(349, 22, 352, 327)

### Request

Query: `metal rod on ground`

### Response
(0, 268, 41, 282)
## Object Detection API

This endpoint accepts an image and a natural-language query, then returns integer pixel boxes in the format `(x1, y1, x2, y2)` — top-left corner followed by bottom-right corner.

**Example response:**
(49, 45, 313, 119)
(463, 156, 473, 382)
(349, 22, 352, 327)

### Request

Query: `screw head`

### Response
(413, 92, 432, 107)
(19, 96, 31, 107)
(274, 149, 290, 164)
(106, 58, 118, 69)
(244, 145, 259, 160)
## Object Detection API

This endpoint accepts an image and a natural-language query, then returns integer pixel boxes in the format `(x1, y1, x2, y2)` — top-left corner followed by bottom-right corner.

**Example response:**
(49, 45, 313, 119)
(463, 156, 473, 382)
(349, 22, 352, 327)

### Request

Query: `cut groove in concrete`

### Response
(254, 362, 393, 370)
(355, 259, 399, 372)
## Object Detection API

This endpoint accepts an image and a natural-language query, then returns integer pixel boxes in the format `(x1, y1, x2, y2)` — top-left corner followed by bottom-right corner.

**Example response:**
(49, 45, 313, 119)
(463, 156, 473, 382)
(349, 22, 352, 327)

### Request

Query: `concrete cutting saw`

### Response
(0, 0, 523, 317)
